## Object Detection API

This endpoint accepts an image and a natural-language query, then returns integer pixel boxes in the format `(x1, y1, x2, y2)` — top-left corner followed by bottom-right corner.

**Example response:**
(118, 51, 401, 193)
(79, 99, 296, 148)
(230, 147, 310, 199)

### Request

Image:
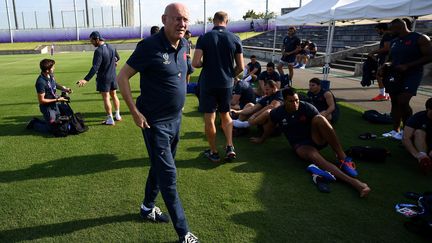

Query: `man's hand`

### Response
(63, 87, 73, 93)
(76, 80, 88, 87)
(57, 97, 68, 102)
(131, 110, 150, 129)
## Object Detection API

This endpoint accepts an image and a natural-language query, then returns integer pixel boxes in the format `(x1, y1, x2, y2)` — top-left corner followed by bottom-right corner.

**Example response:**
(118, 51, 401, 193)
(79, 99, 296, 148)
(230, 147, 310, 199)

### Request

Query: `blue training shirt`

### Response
(126, 27, 188, 124)
(196, 26, 243, 89)
(84, 43, 120, 82)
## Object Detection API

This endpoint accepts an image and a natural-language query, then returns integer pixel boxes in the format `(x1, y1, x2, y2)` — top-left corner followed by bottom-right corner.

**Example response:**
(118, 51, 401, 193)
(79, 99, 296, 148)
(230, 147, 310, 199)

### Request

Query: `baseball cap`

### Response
(89, 31, 104, 40)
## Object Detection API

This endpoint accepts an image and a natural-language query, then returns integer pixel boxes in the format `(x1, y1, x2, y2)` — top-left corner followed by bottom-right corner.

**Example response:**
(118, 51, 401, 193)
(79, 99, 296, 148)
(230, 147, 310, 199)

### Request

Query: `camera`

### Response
(61, 91, 71, 102)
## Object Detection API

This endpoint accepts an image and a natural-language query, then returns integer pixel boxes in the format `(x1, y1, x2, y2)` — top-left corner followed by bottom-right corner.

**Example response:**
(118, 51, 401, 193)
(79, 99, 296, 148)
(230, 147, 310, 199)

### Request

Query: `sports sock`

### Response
(379, 88, 385, 95)
(141, 203, 152, 211)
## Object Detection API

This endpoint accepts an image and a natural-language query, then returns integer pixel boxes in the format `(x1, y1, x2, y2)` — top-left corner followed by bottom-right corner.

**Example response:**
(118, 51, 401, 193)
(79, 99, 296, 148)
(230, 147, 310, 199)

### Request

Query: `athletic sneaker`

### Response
(392, 130, 403, 140)
(299, 64, 306, 69)
(225, 145, 236, 162)
(140, 206, 170, 223)
(204, 149, 220, 162)
(339, 157, 358, 177)
(293, 63, 300, 68)
(115, 114, 122, 121)
(382, 130, 399, 138)
(26, 118, 37, 129)
(104, 116, 115, 125)
(179, 232, 200, 243)
(306, 164, 336, 182)
(312, 174, 331, 193)
(371, 94, 389, 101)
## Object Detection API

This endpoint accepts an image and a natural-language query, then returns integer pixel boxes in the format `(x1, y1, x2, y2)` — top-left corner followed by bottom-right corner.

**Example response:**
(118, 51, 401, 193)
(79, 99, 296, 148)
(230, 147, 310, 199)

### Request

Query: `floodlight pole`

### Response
(203, 0, 207, 33)
(5, 0, 13, 43)
(139, 0, 142, 38)
(49, 0, 54, 28)
(73, 0, 79, 40)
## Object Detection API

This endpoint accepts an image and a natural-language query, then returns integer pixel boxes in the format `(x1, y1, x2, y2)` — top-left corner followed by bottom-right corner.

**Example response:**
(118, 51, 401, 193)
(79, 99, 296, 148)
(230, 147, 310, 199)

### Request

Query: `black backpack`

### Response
(361, 56, 378, 87)
(57, 102, 88, 135)
(362, 110, 393, 124)
(400, 192, 432, 239)
(51, 115, 70, 137)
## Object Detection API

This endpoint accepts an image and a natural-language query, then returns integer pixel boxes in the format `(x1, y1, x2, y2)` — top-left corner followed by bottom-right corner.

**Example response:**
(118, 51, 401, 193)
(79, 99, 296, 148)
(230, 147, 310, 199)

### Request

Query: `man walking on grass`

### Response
(77, 31, 122, 125)
(116, 3, 199, 243)
(192, 11, 244, 163)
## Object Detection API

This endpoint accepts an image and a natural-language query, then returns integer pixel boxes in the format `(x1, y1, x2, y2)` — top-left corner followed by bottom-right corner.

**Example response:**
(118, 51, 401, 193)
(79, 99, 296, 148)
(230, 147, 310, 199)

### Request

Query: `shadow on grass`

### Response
(0, 154, 146, 183)
(225, 104, 425, 242)
(0, 213, 139, 242)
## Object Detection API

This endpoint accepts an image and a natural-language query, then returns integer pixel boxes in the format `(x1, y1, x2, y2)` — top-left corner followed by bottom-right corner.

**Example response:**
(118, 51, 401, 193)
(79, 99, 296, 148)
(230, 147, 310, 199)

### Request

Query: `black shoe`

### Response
(204, 149, 220, 162)
(224, 145, 236, 162)
(179, 232, 200, 243)
(140, 206, 170, 223)
(312, 174, 330, 193)
(26, 118, 37, 130)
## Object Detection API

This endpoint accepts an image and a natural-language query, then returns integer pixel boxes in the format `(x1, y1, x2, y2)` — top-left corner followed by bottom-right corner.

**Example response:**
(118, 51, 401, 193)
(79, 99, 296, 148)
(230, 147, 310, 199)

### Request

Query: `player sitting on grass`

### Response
(251, 87, 371, 197)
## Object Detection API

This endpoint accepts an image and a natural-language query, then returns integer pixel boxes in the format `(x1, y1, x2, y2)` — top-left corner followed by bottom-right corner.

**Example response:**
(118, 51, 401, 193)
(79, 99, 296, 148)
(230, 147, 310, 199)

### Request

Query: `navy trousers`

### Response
(141, 117, 189, 237)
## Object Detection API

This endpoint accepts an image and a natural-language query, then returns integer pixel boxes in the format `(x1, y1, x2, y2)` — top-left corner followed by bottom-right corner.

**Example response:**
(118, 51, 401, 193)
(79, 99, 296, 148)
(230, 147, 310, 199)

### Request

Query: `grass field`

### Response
(0, 47, 430, 242)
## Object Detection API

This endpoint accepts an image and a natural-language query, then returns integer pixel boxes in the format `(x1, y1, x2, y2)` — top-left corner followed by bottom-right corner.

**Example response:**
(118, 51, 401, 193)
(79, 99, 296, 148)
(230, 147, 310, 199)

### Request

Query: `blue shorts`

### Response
(401, 72, 423, 95)
(97, 79, 118, 92)
(39, 104, 60, 124)
(280, 54, 296, 65)
(199, 87, 233, 113)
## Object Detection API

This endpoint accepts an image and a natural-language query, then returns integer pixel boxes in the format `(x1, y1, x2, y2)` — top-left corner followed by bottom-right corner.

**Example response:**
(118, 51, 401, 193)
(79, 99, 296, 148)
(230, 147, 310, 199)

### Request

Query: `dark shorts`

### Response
(97, 79, 118, 92)
(187, 57, 194, 75)
(400, 72, 423, 96)
(199, 87, 233, 113)
(293, 138, 328, 151)
(280, 54, 296, 65)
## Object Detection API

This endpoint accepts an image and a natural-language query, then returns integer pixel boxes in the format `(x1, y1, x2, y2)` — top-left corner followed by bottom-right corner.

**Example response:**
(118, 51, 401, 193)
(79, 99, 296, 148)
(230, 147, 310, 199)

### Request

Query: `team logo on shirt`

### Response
(282, 118, 288, 126)
(163, 53, 171, 65)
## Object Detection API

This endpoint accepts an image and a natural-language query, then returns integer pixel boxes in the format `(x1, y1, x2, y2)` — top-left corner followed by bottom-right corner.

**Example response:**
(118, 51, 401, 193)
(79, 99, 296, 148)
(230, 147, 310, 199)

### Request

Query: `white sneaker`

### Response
(382, 130, 398, 138)
(299, 64, 306, 69)
(104, 116, 115, 125)
(115, 114, 122, 121)
(393, 130, 403, 140)
(179, 232, 199, 243)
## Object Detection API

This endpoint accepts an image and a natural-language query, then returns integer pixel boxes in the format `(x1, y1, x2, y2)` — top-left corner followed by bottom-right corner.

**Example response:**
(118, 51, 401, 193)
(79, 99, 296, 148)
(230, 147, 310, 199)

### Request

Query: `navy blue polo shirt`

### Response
(196, 26, 243, 89)
(258, 71, 280, 82)
(390, 32, 423, 74)
(84, 43, 120, 82)
(270, 101, 319, 147)
(35, 74, 57, 99)
(282, 35, 301, 53)
(126, 28, 187, 124)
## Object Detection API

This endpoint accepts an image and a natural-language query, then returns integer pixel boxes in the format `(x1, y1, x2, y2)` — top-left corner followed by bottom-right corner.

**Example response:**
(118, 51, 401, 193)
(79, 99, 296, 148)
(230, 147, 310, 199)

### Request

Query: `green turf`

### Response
(0, 49, 429, 242)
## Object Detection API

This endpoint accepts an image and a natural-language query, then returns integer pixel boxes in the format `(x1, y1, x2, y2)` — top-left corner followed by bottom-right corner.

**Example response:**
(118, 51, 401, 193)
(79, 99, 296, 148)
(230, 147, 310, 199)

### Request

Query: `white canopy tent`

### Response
(274, 0, 432, 84)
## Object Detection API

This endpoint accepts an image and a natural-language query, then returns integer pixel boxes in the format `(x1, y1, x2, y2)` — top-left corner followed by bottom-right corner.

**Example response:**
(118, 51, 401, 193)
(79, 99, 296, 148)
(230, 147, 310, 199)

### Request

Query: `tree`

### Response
(243, 10, 262, 20)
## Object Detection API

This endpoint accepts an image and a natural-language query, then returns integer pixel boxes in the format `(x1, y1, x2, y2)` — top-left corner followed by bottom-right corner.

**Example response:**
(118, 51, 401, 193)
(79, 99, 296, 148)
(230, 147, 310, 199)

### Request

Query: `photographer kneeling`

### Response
(28, 59, 72, 134)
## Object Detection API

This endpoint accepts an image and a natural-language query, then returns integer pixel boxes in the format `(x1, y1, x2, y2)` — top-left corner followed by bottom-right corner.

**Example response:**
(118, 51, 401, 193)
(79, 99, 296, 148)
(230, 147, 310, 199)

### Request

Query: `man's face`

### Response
(250, 57, 256, 63)
(267, 66, 274, 74)
(162, 5, 189, 41)
(308, 82, 320, 93)
(264, 84, 277, 96)
(288, 28, 295, 36)
(49, 65, 55, 74)
(284, 94, 300, 112)
(90, 38, 98, 47)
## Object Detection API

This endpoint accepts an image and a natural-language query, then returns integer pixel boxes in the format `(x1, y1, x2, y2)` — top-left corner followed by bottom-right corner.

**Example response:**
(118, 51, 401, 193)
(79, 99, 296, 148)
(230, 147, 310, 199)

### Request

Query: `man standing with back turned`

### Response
(116, 3, 199, 243)
(192, 11, 244, 163)
(77, 31, 122, 125)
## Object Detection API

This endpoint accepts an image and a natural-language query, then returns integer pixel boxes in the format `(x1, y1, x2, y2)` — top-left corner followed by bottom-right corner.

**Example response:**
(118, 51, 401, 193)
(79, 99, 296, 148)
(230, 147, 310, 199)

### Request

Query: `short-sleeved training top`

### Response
(126, 27, 188, 124)
(270, 101, 319, 147)
(196, 26, 243, 89)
